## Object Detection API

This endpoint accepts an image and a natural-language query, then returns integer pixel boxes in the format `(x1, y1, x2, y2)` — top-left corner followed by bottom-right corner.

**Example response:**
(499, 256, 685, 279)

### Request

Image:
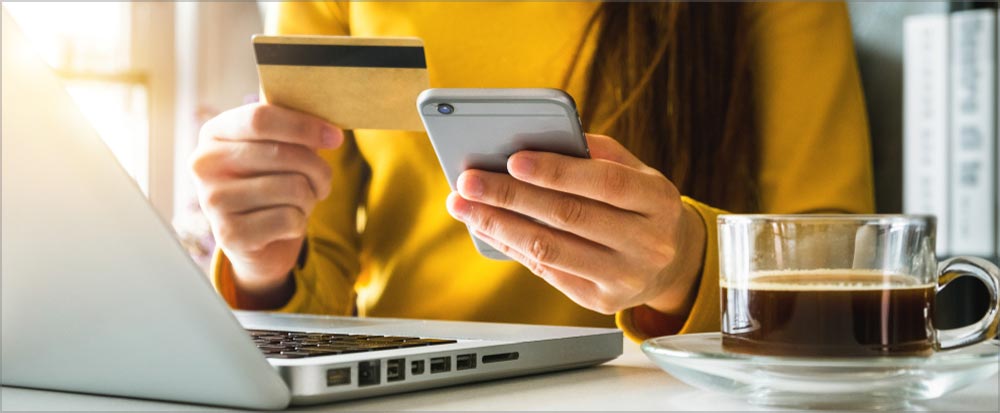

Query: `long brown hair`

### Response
(579, 2, 759, 213)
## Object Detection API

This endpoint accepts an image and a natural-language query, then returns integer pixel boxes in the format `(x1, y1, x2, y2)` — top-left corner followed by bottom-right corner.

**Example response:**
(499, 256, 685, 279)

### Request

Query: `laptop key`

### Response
(248, 330, 285, 336)
(268, 353, 307, 359)
(363, 339, 406, 344)
(422, 339, 458, 345)
(259, 336, 291, 341)
(399, 339, 457, 346)
(298, 348, 343, 355)
(397, 341, 433, 348)
(315, 345, 368, 353)
(248, 329, 460, 357)
(352, 342, 402, 349)
(334, 348, 371, 354)
(279, 351, 312, 357)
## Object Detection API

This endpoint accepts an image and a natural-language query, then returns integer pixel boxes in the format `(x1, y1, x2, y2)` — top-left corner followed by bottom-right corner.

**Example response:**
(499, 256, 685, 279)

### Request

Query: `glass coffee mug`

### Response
(718, 215, 1000, 357)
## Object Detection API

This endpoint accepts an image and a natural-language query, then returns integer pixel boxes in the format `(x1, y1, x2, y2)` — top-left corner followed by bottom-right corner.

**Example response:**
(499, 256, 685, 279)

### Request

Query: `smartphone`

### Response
(417, 88, 590, 260)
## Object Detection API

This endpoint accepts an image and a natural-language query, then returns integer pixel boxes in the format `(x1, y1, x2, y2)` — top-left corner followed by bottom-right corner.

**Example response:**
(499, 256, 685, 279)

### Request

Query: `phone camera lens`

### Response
(436, 103, 454, 115)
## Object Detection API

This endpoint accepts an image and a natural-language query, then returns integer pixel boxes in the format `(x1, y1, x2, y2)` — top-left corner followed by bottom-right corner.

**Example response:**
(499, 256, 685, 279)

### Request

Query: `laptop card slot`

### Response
(482, 352, 519, 364)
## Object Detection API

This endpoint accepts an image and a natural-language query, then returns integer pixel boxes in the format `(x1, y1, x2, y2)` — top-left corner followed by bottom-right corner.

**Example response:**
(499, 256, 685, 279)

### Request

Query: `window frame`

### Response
(131, 2, 177, 221)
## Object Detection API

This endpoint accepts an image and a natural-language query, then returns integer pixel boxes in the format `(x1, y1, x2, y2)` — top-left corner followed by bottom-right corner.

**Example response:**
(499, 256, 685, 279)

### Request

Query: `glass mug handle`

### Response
(935, 257, 1000, 350)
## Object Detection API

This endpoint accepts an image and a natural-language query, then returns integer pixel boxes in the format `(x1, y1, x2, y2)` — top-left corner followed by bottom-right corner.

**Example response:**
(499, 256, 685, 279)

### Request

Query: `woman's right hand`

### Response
(190, 103, 343, 305)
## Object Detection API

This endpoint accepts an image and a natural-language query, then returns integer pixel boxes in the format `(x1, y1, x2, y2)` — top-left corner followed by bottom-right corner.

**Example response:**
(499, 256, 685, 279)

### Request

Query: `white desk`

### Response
(3, 337, 998, 411)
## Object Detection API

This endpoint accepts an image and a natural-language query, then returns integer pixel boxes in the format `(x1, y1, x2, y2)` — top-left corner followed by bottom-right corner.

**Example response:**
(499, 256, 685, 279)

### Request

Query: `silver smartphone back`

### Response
(417, 88, 590, 260)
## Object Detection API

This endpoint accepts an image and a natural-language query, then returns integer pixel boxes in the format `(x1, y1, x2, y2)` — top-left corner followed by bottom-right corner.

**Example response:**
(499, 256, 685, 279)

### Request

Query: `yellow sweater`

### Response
(213, 1, 875, 340)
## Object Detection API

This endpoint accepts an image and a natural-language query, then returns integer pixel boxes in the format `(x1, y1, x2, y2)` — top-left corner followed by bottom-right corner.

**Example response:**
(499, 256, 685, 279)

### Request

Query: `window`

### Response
(6, 3, 148, 191)
(6, 2, 176, 220)
(6, 2, 263, 272)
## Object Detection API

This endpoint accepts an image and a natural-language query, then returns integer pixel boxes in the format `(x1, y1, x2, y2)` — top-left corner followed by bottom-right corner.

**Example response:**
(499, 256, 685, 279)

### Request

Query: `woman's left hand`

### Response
(446, 134, 706, 315)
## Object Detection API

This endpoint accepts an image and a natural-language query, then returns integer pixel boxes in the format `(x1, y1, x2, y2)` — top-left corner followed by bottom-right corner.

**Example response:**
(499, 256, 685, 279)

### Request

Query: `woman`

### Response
(190, 2, 874, 340)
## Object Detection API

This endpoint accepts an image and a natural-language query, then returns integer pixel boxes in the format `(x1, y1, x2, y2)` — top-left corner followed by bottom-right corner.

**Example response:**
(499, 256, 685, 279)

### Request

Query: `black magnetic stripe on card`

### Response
(254, 43, 426, 69)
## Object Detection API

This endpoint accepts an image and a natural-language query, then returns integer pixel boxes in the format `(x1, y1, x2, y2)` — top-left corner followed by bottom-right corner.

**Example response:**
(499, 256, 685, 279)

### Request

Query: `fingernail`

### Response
(321, 127, 341, 148)
(448, 195, 471, 220)
(459, 174, 484, 199)
(509, 153, 536, 176)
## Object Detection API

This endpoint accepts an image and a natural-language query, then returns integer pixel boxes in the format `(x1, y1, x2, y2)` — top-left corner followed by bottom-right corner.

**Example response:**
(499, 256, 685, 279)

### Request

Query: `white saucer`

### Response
(641, 332, 1000, 410)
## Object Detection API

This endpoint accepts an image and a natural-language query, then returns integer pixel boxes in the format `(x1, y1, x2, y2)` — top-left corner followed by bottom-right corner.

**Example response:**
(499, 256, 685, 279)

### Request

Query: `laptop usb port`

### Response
(430, 356, 451, 373)
(358, 360, 380, 387)
(456, 354, 476, 370)
(387, 358, 405, 382)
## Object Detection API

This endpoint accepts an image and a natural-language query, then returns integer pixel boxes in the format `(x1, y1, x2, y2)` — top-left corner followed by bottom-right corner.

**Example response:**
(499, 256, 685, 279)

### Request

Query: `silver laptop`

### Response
(0, 10, 621, 410)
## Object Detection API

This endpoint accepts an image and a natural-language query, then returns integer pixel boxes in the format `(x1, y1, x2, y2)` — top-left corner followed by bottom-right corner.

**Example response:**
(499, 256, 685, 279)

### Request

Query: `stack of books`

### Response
(904, 2, 999, 265)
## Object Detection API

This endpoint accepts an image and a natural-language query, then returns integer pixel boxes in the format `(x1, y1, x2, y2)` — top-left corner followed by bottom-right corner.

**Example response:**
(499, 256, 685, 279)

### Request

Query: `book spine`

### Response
(904, 14, 951, 256)
(949, 9, 997, 258)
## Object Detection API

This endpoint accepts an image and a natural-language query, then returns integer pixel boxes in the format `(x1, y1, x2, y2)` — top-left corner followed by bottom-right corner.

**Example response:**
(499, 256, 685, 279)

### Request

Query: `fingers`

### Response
(471, 230, 613, 313)
(446, 133, 691, 315)
(446, 193, 623, 283)
(191, 104, 337, 199)
(201, 103, 343, 150)
(201, 174, 318, 217)
(506, 150, 668, 214)
(191, 140, 333, 199)
(214, 206, 308, 253)
(456, 170, 642, 250)
(584, 134, 644, 169)
(190, 103, 343, 288)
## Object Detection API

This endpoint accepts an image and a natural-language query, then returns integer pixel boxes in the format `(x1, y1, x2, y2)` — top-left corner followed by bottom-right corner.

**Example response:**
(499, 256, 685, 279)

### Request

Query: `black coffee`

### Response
(721, 271, 935, 357)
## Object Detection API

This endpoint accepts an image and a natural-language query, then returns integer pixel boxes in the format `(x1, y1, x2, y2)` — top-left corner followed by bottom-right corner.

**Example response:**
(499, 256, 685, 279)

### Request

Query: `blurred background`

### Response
(3, 1, 993, 328)
(6, 2, 267, 270)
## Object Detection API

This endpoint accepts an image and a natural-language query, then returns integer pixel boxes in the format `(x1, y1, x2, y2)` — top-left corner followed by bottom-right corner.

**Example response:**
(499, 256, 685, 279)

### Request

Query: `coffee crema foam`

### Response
(721, 269, 933, 291)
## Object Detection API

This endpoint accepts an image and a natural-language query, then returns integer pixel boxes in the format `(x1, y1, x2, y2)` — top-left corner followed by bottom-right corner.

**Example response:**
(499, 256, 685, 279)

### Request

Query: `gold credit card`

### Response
(253, 35, 429, 131)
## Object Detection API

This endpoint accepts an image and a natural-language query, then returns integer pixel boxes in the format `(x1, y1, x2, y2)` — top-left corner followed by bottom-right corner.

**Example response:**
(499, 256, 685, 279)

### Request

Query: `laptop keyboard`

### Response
(248, 329, 458, 359)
